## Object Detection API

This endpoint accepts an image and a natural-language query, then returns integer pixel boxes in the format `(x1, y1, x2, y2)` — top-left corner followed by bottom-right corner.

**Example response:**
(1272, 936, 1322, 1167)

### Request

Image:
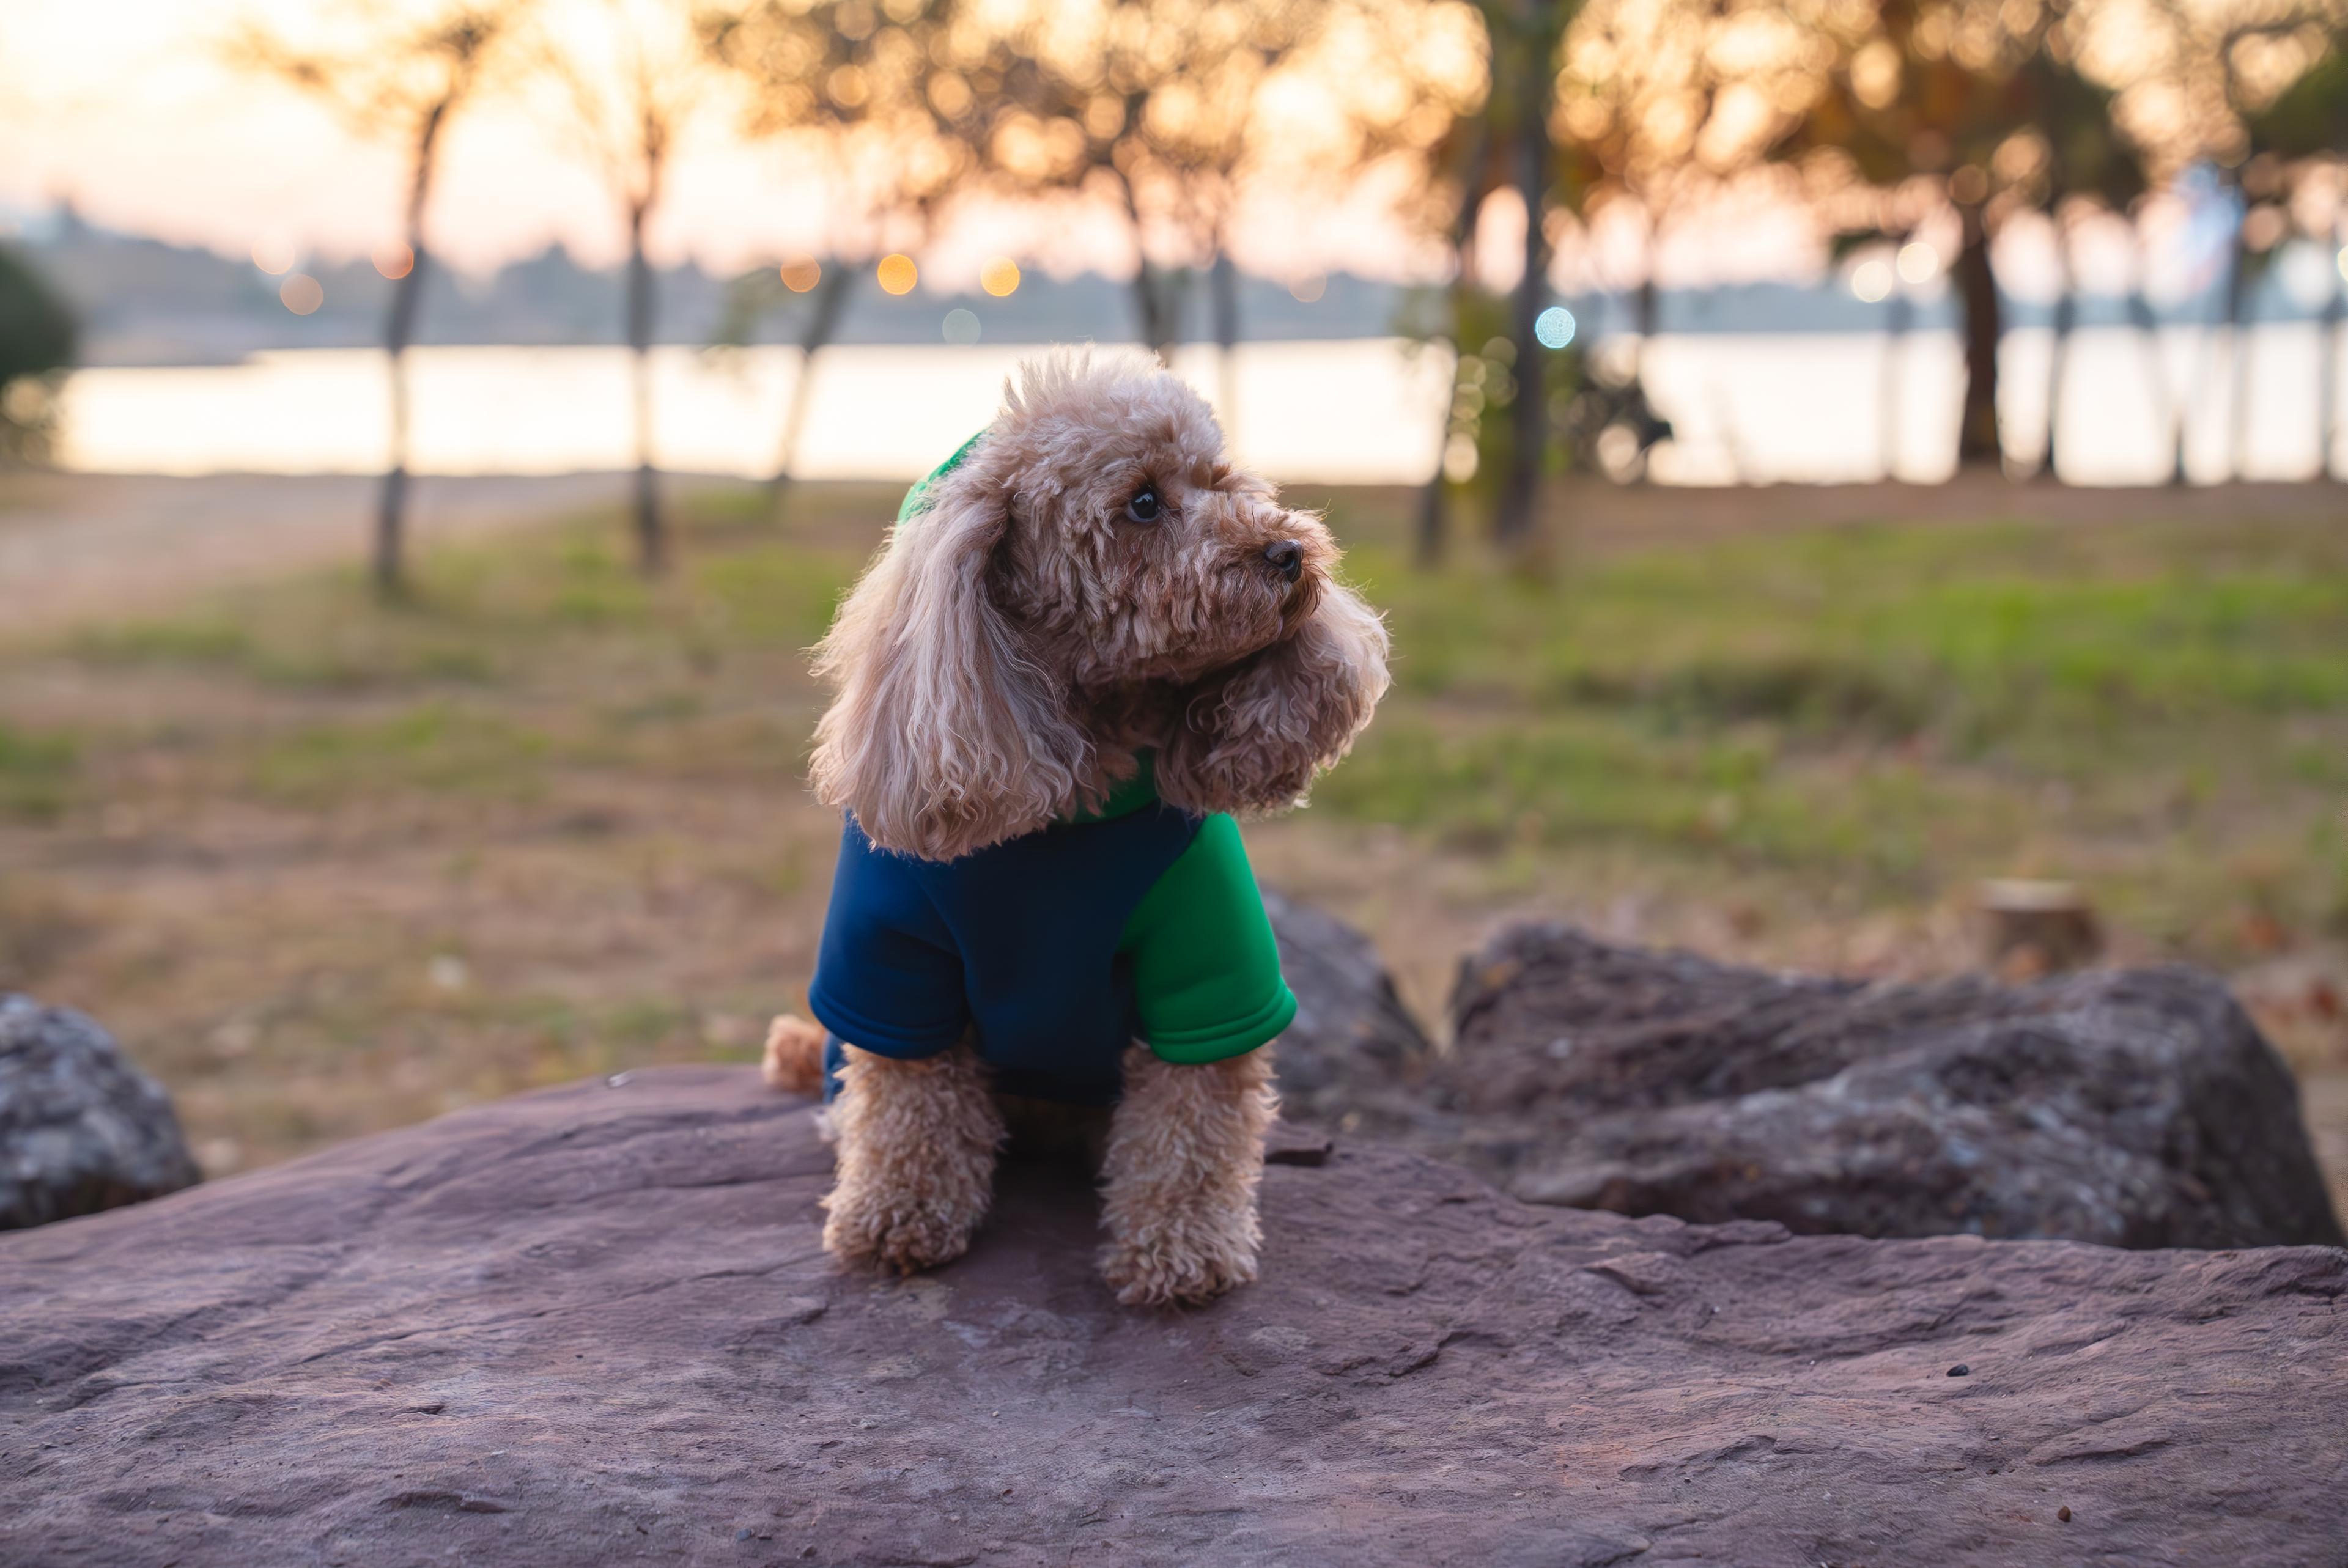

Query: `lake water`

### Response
(51, 328, 2347, 487)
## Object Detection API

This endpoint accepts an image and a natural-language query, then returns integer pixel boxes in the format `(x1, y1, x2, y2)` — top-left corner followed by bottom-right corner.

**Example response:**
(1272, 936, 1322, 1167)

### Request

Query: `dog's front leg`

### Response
(1098, 1045, 1277, 1307)
(822, 1042, 1005, 1274)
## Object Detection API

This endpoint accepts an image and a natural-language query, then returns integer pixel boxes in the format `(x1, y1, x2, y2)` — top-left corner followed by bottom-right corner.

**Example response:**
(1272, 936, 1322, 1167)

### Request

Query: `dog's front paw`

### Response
(1098, 1204, 1259, 1307)
(822, 1180, 984, 1275)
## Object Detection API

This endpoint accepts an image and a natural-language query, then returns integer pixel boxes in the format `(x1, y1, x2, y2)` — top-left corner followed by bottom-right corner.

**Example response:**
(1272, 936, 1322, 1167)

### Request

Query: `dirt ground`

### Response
(4, 469, 2345, 1226)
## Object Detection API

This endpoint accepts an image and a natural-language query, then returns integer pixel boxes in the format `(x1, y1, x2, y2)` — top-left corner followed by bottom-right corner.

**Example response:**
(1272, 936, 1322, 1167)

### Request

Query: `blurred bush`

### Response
(0, 244, 78, 465)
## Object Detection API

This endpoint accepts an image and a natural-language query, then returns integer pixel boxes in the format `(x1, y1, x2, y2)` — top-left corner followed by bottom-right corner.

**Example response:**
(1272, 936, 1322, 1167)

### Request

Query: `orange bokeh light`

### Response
(876, 253, 918, 295)
(780, 257, 822, 293)
(372, 240, 415, 280)
(980, 257, 1021, 297)
(279, 274, 323, 315)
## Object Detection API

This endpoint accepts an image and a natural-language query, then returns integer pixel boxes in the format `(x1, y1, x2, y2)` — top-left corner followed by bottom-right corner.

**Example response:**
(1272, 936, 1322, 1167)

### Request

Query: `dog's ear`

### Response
(809, 452, 1090, 860)
(1156, 576, 1390, 817)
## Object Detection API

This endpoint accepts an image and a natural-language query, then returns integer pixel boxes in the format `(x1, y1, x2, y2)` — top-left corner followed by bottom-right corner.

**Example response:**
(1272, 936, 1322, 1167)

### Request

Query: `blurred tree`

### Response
(701, 0, 1027, 514)
(2100, 0, 2345, 479)
(1195, 0, 1485, 431)
(1405, 105, 1497, 562)
(1486, 0, 1576, 543)
(0, 245, 78, 467)
(989, 0, 1318, 363)
(1554, 0, 1815, 380)
(234, 1, 536, 595)
(531, 0, 712, 573)
(2240, 26, 2348, 478)
(1769, 0, 2139, 471)
(2007, 34, 2148, 478)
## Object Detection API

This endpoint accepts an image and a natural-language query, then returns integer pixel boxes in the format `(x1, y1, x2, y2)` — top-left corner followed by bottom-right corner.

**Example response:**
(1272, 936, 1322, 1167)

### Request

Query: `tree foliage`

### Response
(0, 245, 78, 465)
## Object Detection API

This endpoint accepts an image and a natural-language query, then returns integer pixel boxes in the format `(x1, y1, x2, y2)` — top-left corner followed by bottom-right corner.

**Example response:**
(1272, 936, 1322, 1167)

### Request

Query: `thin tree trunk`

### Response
(1417, 119, 1493, 567)
(1211, 248, 1240, 441)
(1132, 262, 1186, 363)
(2040, 213, 2075, 483)
(376, 100, 448, 598)
(2125, 218, 2185, 487)
(1881, 281, 1910, 481)
(1492, 56, 1553, 544)
(1632, 223, 1659, 385)
(769, 261, 855, 521)
(1880, 232, 1911, 480)
(1953, 199, 2002, 468)
(626, 198, 662, 575)
(2226, 226, 2256, 482)
(2321, 219, 2344, 482)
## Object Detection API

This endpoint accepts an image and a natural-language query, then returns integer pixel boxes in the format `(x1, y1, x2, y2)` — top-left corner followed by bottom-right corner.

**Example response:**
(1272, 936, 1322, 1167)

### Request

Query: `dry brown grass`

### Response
(2, 473, 2343, 1220)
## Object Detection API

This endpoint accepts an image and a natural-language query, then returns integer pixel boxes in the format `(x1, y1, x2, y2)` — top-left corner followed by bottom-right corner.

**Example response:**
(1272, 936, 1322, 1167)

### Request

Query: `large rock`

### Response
(1438, 925, 2347, 1248)
(3, 1066, 2342, 1566)
(1261, 889, 1433, 1125)
(1, 993, 199, 1230)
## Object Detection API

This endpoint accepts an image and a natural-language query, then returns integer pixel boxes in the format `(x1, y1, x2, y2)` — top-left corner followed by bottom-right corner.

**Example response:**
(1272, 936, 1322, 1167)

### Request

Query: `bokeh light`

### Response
(372, 241, 414, 281)
(876, 254, 918, 295)
(1534, 306, 1576, 349)
(279, 274, 323, 315)
(980, 257, 1021, 297)
(942, 307, 980, 345)
(1441, 432, 1479, 482)
(251, 237, 295, 275)
(1850, 259, 1893, 303)
(1290, 273, 1326, 303)
(780, 257, 822, 293)
(1897, 241, 1940, 283)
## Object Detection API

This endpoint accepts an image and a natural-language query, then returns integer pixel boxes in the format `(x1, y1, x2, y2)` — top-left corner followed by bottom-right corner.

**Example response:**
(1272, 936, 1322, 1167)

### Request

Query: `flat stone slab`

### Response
(4, 1067, 2343, 1566)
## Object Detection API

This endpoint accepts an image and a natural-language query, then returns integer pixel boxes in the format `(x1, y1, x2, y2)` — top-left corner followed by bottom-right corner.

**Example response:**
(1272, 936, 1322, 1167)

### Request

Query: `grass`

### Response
(3, 477, 2346, 1186)
(1322, 513, 2348, 949)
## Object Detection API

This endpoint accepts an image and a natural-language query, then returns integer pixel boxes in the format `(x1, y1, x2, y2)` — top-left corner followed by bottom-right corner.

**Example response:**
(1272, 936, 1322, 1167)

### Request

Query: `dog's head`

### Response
(810, 352, 1389, 861)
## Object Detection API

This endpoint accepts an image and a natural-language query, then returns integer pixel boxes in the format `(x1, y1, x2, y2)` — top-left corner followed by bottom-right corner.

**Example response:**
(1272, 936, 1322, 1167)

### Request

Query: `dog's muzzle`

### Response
(1263, 540, 1304, 584)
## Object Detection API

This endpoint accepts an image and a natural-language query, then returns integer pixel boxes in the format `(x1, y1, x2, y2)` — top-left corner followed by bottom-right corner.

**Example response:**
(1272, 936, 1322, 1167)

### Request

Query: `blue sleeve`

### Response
(807, 821, 969, 1058)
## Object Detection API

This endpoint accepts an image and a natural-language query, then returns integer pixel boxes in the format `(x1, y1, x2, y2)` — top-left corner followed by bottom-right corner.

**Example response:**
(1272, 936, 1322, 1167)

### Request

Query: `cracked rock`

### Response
(1428, 925, 2346, 1248)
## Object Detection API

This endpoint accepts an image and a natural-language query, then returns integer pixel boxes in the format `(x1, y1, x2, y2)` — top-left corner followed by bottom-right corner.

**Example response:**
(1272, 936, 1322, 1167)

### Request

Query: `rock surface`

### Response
(4, 1066, 2344, 1566)
(1435, 925, 2346, 1249)
(1, 993, 199, 1231)
(1260, 889, 1433, 1124)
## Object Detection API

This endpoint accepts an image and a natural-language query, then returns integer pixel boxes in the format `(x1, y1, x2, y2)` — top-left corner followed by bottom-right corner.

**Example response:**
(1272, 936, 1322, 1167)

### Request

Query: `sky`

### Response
(0, 0, 1838, 293)
(2, 0, 2275, 301)
(0, 0, 1453, 286)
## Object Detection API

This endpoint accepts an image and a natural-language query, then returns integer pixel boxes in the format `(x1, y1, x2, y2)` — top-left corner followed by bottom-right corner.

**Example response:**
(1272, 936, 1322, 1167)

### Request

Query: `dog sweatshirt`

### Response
(805, 440, 1298, 1105)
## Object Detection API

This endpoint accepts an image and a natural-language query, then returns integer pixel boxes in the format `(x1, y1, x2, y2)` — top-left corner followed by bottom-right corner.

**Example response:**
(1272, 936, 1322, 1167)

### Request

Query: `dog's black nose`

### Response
(1264, 539, 1304, 583)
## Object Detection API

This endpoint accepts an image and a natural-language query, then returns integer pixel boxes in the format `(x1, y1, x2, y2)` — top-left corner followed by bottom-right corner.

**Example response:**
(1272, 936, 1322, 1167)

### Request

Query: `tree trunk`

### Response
(2321, 220, 2344, 482)
(2040, 215, 2075, 483)
(1632, 263, 1658, 381)
(2126, 219, 2185, 487)
(1132, 263, 1186, 364)
(1211, 249, 1240, 442)
(2225, 227, 2256, 483)
(1953, 200, 2002, 469)
(1417, 120, 1493, 567)
(769, 261, 856, 522)
(1881, 259, 1911, 480)
(376, 100, 448, 598)
(626, 199, 662, 576)
(1492, 69, 1552, 544)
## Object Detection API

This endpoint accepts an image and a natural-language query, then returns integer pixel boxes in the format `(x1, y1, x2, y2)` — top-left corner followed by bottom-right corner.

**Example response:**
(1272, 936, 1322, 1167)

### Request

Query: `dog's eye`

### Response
(1124, 487, 1162, 524)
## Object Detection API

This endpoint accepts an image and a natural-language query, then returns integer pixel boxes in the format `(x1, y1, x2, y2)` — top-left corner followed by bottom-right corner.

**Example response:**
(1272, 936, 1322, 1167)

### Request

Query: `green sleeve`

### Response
(1120, 814, 1297, 1064)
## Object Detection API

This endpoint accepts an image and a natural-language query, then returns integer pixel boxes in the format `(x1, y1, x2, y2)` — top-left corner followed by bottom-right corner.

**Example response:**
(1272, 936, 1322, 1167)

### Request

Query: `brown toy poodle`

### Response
(764, 351, 1387, 1306)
